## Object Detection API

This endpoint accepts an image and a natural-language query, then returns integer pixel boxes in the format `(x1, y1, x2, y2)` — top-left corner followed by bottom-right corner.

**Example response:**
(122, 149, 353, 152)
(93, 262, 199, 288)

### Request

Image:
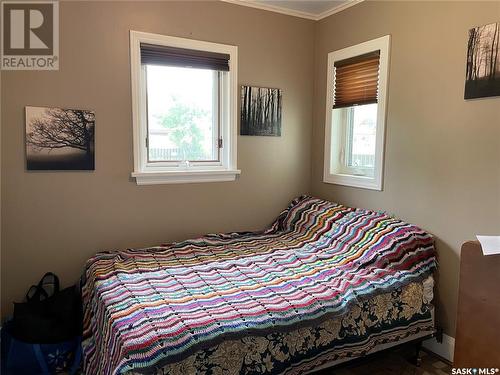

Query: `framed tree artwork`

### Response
(25, 106, 95, 170)
(241, 85, 282, 136)
(465, 22, 500, 99)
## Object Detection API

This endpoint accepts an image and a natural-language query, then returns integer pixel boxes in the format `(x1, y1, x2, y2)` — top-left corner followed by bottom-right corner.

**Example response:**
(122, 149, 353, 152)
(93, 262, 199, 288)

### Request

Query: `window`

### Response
(130, 31, 239, 185)
(324, 36, 390, 190)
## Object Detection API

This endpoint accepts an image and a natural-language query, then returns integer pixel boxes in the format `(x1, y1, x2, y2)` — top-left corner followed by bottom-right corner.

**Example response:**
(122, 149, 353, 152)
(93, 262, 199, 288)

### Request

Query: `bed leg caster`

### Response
(435, 327, 443, 344)
(411, 341, 423, 367)
(415, 356, 422, 367)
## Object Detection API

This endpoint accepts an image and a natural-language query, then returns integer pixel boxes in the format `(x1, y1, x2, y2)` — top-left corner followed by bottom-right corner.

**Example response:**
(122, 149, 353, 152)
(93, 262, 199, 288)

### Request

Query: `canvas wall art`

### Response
(26, 106, 95, 170)
(465, 21, 500, 99)
(241, 85, 282, 136)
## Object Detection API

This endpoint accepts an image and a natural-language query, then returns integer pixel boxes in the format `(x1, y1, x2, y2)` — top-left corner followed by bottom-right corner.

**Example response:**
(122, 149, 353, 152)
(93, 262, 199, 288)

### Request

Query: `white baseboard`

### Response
(423, 333, 455, 363)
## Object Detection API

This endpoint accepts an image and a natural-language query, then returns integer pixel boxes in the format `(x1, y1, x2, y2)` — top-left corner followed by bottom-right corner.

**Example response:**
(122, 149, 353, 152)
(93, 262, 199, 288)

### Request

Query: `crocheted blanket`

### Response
(82, 196, 436, 374)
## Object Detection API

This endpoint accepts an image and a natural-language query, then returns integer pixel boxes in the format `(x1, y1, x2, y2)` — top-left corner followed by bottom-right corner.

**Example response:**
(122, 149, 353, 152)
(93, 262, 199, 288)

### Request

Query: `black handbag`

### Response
(12, 273, 82, 343)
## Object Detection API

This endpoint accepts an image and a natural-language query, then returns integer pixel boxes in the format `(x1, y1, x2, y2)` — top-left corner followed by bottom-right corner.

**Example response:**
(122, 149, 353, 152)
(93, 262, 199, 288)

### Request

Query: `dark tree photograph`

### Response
(465, 22, 500, 99)
(25, 106, 95, 170)
(241, 85, 282, 136)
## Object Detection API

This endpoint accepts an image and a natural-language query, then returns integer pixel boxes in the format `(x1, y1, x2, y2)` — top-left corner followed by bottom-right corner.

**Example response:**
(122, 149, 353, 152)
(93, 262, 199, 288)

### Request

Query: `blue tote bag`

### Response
(1, 273, 83, 374)
(2, 320, 82, 374)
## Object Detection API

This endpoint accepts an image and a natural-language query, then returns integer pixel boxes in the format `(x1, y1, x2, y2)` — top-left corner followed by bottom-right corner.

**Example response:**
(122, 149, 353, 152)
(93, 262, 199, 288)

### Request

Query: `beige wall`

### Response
(0, 1, 314, 317)
(312, 1, 500, 336)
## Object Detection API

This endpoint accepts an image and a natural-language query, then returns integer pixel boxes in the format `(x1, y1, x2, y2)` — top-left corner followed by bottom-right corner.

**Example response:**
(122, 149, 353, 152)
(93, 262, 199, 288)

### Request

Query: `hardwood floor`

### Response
(70, 346, 451, 375)
(317, 348, 452, 375)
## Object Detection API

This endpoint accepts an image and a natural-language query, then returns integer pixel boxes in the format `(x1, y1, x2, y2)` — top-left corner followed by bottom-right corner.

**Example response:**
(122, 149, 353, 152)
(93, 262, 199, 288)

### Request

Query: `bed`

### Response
(82, 196, 437, 375)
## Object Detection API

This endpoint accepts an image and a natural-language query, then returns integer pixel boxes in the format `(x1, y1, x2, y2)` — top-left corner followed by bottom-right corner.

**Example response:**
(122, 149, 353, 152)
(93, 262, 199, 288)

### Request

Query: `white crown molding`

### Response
(220, 0, 317, 20)
(316, 0, 364, 20)
(220, 0, 364, 21)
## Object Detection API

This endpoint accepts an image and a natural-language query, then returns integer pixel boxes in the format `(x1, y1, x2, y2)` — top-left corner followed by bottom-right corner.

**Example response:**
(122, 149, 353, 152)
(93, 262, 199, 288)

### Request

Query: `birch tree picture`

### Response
(465, 22, 500, 99)
(241, 86, 282, 136)
(26, 106, 95, 170)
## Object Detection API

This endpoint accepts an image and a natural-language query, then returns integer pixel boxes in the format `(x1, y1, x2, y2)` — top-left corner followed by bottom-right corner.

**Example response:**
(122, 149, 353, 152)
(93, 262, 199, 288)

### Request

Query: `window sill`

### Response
(323, 172, 382, 191)
(131, 169, 241, 185)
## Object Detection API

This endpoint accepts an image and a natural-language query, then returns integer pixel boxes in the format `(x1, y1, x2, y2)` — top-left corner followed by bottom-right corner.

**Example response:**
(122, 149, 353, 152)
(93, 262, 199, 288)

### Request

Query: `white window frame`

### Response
(323, 35, 391, 191)
(130, 30, 240, 185)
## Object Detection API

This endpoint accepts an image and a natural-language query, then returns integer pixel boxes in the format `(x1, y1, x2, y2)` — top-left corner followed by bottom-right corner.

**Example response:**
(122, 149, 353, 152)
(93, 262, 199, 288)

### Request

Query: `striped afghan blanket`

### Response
(82, 196, 436, 374)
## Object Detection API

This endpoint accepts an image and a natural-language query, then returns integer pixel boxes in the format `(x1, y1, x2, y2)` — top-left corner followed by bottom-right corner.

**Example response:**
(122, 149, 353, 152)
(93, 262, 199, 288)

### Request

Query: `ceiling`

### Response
(222, 0, 362, 20)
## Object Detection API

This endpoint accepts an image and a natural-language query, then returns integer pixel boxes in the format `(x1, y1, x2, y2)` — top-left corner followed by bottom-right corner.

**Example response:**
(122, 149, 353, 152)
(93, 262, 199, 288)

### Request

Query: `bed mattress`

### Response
(81, 196, 436, 374)
(131, 277, 435, 375)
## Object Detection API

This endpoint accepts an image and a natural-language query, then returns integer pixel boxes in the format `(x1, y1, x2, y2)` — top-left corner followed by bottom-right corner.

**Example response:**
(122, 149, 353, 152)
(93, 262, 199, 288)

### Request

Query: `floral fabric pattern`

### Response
(133, 280, 433, 375)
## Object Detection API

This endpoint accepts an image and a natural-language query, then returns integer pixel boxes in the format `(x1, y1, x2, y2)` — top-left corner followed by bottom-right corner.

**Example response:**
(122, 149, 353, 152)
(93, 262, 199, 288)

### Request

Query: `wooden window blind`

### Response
(140, 43, 230, 71)
(333, 51, 380, 108)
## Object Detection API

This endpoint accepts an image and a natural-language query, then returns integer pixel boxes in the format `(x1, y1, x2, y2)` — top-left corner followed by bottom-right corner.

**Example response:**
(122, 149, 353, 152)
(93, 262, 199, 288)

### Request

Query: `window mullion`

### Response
(345, 107, 354, 168)
(216, 70, 221, 161)
(141, 65, 149, 169)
